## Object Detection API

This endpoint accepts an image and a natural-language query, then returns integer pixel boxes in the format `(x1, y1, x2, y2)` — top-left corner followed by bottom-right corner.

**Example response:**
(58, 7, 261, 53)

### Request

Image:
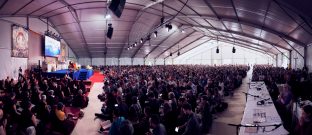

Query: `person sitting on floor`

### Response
(105, 108, 126, 135)
(180, 103, 200, 135)
(0, 108, 7, 135)
(128, 96, 142, 123)
(72, 89, 89, 108)
(120, 120, 134, 135)
(19, 101, 37, 135)
(54, 102, 75, 135)
(146, 114, 167, 135)
(295, 105, 312, 135)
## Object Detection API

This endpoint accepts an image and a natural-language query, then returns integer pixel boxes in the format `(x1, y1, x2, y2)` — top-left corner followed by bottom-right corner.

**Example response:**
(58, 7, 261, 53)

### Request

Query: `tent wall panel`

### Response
(174, 42, 275, 66)
(290, 46, 304, 69)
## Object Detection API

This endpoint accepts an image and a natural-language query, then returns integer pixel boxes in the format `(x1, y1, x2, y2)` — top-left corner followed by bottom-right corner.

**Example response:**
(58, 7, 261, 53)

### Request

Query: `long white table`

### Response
(239, 81, 289, 135)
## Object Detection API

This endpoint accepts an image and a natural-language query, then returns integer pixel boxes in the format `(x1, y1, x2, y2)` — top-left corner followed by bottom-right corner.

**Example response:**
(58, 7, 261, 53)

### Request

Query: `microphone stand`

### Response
(228, 123, 282, 135)
(242, 92, 262, 102)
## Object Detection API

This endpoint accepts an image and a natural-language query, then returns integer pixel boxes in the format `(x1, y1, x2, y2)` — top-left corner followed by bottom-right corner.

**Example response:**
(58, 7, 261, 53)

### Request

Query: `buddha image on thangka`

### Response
(12, 25, 29, 58)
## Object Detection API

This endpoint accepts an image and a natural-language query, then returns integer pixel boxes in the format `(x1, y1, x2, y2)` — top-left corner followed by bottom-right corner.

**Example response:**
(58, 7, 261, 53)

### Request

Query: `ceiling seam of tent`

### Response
(131, 0, 191, 58)
(176, 15, 306, 47)
(11, 0, 35, 15)
(203, 34, 273, 52)
(143, 24, 184, 59)
(199, 0, 237, 38)
(165, 36, 206, 59)
(209, 37, 275, 56)
(56, 0, 92, 58)
(171, 38, 211, 59)
(177, 0, 232, 38)
(185, 24, 291, 51)
(119, 9, 141, 58)
(0, 0, 8, 10)
(28, 1, 58, 15)
(259, 0, 272, 45)
(163, 2, 218, 37)
(273, 0, 312, 36)
(229, 0, 244, 33)
(155, 30, 196, 59)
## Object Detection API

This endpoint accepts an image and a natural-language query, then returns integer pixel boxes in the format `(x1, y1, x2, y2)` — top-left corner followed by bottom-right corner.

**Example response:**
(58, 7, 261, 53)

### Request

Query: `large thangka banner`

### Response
(12, 25, 29, 58)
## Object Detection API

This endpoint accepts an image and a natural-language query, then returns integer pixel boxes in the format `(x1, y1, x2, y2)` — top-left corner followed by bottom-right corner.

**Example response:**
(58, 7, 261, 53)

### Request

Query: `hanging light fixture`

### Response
(177, 44, 180, 56)
(134, 42, 137, 47)
(216, 36, 219, 53)
(147, 35, 151, 41)
(153, 31, 158, 37)
(165, 24, 172, 32)
(105, 14, 111, 19)
(232, 40, 236, 53)
(140, 38, 143, 43)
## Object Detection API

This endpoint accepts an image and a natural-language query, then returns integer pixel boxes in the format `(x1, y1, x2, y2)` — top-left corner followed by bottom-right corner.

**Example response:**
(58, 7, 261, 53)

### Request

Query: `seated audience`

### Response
(120, 120, 134, 135)
(109, 108, 125, 135)
(0, 65, 249, 135)
(0, 108, 7, 135)
(147, 114, 167, 135)
(198, 95, 213, 134)
(180, 103, 200, 135)
(295, 105, 312, 135)
(53, 102, 75, 135)
(72, 89, 89, 108)
(128, 96, 142, 123)
(19, 101, 37, 135)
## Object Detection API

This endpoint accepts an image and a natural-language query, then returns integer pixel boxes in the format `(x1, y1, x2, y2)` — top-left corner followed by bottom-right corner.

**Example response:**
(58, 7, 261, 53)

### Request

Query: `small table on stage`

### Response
(239, 81, 288, 135)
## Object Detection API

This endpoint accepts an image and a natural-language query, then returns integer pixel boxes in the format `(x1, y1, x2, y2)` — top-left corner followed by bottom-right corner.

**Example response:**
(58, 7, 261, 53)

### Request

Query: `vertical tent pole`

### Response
(289, 50, 292, 69)
(304, 46, 307, 68)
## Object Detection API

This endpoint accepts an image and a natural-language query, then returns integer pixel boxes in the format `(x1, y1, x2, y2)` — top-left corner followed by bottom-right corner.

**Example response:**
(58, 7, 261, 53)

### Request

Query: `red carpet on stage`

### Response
(85, 71, 105, 96)
(89, 71, 105, 83)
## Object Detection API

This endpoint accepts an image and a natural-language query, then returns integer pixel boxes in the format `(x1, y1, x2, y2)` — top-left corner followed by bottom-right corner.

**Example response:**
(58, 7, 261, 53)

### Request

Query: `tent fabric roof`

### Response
(1, 0, 312, 58)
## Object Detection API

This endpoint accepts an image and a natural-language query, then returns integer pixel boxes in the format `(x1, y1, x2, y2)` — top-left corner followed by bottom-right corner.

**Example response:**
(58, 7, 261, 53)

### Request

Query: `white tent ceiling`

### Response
(0, 0, 312, 58)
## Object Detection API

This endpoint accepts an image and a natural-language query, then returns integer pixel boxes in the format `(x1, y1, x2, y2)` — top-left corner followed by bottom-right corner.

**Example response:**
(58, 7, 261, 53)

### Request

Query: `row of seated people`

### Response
(94, 65, 249, 135)
(0, 70, 89, 135)
(252, 65, 312, 135)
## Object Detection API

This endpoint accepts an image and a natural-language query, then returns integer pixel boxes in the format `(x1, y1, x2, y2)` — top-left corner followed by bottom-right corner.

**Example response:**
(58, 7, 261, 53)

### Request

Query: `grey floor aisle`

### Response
(71, 83, 104, 135)
(209, 68, 252, 135)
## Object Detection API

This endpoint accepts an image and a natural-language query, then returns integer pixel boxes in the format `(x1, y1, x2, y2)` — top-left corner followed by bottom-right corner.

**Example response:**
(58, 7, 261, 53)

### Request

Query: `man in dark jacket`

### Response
(181, 103, 200, 135)
(148, 114, 167, 135)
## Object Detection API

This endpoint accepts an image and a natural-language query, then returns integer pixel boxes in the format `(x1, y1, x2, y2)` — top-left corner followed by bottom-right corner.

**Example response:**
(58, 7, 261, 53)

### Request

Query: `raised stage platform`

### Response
(42, 69, 93, 80)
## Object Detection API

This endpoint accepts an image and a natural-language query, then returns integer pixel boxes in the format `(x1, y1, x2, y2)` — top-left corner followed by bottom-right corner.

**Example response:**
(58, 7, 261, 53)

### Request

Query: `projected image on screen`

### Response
(45, 36, 60, 57)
